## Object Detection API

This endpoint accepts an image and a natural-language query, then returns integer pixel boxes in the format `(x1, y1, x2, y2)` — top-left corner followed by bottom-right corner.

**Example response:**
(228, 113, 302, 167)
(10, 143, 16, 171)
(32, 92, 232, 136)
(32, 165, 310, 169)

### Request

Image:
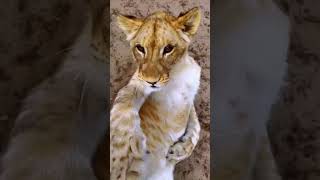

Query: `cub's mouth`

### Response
(137, 72, 170, 89)
(144, 80, 161, 89)
(145, 80, 160, 88)
(138, 77, 169, 89)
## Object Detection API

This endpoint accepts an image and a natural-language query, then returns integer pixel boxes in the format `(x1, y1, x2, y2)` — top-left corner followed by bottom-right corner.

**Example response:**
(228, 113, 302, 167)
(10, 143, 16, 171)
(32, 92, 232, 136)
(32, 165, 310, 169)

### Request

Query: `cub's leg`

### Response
(166, 105, 201, 163)
(110, 75, 153, 180)
(147, 165, 175, 180)
(110, 108, 146, 180)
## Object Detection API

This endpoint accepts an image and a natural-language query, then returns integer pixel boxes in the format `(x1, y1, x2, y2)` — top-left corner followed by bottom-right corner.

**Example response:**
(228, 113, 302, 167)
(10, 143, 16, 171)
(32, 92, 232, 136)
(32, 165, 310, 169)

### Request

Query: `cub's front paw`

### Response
(166, 138, 194, 164)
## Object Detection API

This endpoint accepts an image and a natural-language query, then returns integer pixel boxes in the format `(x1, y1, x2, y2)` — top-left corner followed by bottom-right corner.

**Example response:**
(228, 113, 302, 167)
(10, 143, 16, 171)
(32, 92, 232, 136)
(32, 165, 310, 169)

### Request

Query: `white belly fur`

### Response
(143, 54, 201, 179)
(153, 54, 200, 144)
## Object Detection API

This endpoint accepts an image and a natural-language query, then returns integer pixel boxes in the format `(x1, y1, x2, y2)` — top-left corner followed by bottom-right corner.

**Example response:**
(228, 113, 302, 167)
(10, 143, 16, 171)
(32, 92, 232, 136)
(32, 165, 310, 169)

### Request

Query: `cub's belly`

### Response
(144, 154, 175, 180)
(139, 98, 190, 155)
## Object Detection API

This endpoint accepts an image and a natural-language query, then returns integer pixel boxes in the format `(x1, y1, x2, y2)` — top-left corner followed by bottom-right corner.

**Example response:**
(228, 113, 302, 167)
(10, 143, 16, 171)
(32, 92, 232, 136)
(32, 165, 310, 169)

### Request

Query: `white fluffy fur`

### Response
(213, 0, 289, 179)
(142, 53, 201, 180)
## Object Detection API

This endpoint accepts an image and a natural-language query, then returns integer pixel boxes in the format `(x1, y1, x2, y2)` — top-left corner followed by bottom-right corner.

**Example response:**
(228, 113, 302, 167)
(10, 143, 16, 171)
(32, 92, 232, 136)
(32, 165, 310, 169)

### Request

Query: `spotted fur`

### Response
(110, 8, 202, 180)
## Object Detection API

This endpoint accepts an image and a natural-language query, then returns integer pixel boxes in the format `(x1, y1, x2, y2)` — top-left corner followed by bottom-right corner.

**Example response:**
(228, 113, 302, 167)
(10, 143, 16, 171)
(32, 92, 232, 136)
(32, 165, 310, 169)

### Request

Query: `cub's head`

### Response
(117, 7, 201, 89)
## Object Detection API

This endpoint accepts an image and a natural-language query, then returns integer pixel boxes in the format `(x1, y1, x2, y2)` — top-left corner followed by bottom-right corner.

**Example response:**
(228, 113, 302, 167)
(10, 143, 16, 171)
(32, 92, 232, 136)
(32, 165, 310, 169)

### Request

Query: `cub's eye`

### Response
(163, 44, 174, 55)
(136, 44, 145, 54)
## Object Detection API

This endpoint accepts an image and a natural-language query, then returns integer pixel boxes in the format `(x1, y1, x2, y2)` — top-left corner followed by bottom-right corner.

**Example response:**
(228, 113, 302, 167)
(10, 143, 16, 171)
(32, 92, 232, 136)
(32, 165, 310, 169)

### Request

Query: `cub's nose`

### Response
(146, 81, 157, 86)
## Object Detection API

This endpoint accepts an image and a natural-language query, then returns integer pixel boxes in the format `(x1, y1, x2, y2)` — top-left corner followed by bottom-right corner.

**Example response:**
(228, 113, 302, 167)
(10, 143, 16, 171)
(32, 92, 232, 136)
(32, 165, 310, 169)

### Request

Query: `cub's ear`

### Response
(117, 14, 143, 41)
(173, 7, 201, 41)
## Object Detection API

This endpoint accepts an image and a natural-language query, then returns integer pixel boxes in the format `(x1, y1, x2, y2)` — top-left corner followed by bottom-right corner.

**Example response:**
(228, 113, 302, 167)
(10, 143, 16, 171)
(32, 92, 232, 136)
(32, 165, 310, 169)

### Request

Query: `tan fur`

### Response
(117, 8, 200, 84)
(110, 7, 202, 180)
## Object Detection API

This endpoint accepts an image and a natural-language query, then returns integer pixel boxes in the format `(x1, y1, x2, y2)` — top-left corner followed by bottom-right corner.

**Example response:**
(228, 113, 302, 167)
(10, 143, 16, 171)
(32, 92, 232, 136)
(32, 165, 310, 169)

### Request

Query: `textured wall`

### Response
(110, 0, 210, 179)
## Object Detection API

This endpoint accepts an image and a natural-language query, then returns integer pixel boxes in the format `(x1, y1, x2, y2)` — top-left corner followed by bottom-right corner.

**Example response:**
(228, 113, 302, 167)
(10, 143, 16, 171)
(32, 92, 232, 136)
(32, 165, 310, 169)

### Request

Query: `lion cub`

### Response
(110, 7, 202, 180)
